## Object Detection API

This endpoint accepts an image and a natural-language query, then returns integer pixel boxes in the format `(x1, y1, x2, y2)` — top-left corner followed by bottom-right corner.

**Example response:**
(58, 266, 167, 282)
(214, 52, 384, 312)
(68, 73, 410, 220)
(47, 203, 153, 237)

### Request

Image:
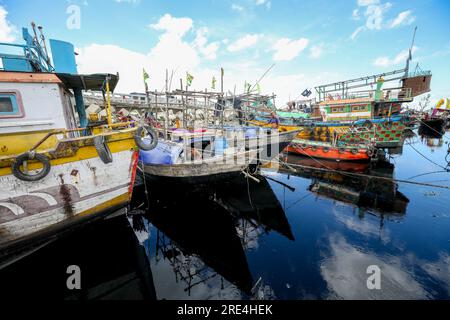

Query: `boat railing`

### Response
(0, 42, 54, 73)
(405, 70, 432, 78)
(323, 87, 413, 103)
(0, 122, 138, 162)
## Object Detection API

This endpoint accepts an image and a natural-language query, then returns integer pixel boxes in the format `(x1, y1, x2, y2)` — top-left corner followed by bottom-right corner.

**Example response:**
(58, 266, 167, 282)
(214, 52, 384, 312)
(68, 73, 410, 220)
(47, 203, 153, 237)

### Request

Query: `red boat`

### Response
(286, 155, 370, 172)
(287, 139, 373, 162)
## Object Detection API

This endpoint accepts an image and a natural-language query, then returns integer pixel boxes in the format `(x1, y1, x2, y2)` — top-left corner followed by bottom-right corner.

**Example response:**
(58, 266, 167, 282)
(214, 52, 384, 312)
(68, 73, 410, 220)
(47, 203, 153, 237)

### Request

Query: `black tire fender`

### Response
(94, 135, 113, 164)
(135, 126, 158, 151)
(12, 152, 51, 182)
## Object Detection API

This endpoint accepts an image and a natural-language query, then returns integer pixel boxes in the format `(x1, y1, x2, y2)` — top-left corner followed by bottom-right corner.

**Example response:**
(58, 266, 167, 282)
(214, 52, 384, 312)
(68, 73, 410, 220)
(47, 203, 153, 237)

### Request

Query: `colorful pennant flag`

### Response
(245, 81, 251, 93)
(186, 72, 194, 87)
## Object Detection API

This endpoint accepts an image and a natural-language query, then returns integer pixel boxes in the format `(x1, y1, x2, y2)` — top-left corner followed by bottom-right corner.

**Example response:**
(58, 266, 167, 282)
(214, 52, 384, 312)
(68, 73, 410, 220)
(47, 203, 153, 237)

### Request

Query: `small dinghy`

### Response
(139, 127, 299, 184)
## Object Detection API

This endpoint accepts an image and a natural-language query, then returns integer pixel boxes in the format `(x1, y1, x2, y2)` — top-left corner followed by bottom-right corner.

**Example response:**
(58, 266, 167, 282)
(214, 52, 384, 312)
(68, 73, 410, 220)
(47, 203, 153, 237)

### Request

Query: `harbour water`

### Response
(0, 129, 449, 300)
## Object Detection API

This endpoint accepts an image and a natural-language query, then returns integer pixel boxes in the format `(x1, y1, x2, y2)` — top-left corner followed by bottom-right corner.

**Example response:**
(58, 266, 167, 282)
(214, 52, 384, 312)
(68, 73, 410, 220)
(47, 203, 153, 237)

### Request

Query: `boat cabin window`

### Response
(352, 105, 368, 112)
(0, 93, 23, 118)
(331, 107, 345, 113)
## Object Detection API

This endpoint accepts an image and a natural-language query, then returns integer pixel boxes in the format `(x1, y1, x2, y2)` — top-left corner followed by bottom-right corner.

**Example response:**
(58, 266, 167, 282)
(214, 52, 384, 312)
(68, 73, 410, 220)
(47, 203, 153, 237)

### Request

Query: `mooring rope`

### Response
(405, 140, 450, 172)
(261, 153, 450, 190)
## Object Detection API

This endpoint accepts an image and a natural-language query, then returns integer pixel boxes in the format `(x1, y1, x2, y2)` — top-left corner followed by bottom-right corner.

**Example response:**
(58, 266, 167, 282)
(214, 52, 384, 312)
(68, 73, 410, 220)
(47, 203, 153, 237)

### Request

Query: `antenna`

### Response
(31, 22, 39, 45)
(37, 25, 50, 64)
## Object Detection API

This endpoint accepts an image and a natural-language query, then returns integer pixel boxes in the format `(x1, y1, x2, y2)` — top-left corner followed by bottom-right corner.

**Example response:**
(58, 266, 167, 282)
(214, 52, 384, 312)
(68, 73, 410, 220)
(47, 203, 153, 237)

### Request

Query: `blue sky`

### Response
(0, 0, 449, 105)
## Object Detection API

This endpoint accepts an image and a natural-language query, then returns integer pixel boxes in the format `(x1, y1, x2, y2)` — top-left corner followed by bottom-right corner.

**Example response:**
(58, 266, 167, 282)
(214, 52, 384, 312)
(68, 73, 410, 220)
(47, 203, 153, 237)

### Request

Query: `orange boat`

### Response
(287, 139, 374, 162)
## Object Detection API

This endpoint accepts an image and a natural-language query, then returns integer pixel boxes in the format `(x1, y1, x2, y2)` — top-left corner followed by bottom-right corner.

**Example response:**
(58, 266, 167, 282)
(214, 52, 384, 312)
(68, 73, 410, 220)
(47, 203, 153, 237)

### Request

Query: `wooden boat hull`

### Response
(0, 131, 139, 263)
(287, 140, 371, 162)
(420, 118, 445, 132)
(339, 122, 406, 148)
(142, 130, 299, 184)
(142, 148, 257, 186)
(285, 154, 370, 172)
(249, 120, 405, 147)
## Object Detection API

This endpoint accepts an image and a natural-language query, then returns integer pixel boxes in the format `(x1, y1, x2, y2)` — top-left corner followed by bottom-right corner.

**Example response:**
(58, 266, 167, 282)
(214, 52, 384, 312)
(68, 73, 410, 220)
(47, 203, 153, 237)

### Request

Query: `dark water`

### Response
(1, 129, 449, 300)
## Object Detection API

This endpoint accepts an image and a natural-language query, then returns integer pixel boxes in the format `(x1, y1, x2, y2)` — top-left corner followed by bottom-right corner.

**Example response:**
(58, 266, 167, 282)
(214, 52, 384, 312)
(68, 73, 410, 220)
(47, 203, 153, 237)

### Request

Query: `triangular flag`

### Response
(245, 81, 251, 93)
(186, 72, 194, 87)
(143, 68, 149, 82)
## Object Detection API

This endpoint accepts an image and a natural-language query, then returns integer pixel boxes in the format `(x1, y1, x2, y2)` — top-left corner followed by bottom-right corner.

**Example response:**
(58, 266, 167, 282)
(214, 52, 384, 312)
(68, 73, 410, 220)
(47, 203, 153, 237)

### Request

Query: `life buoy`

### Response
(134, 126, 158, 151)
(12, 152, 51, 182)
(94, 135, 113, 164)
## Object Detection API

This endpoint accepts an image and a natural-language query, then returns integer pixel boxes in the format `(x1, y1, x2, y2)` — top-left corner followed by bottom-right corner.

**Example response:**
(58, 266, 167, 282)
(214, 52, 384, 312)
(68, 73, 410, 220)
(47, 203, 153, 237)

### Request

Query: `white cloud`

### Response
(389, 10, 415, 28)
(0, 6, 16, 43)
(272, 38, 309, 61)
(309, 43, 324, 59)
(365, 2, 392, 30)
(255, 0, 271, 9)
(149, 13, 193, 37)
(321, 234, 429, 299)
(357, 0, 380, 6)
(231, 4, 244, 12)
(227, 34, 262, 52)
(76, 14, 325, 105)
(350, 1, 393, 39)
(193, 27, 220, 60)
(78, 14, 202, 93)
(373, 46, 418, 67)
(115, 0, 141, 4)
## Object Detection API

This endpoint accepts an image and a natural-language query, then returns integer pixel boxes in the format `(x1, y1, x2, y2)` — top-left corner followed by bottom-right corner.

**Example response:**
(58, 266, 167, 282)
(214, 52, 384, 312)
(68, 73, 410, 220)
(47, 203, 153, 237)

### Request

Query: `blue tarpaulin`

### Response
(139, 141, 184, 165)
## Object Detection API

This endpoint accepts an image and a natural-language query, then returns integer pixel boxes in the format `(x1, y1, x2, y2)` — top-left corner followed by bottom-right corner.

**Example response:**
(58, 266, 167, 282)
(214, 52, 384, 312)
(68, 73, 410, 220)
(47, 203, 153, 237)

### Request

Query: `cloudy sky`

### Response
(0, 0, 449, 105)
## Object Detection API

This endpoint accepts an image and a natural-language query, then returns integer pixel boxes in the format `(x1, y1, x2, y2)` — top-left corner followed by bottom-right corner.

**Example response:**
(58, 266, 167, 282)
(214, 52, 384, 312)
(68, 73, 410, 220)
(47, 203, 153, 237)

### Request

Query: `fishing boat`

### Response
(286, 139, 374, 162)
(248, 30, 431, 149)
(420, 117, 445, 133)
(140, 127, 299, 184)
(0, 24, 155, 266)
(419, 100, 447, 134)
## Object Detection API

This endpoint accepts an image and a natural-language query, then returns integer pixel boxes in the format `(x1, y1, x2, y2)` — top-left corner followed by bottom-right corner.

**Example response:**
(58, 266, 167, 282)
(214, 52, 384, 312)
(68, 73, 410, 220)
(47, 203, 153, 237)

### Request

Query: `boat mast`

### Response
(405, 26, 417, 78)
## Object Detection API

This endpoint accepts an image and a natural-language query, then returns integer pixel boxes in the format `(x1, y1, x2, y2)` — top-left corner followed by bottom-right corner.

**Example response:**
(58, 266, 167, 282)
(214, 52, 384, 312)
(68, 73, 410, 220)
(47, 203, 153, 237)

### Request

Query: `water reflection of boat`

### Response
(140, 190, 254, 296)
(130, 174, 292, 298)
(418, 125, 444, 140)
(215, 175, 295, 241)
(0, 215, 157, 300)
(284, 155, 409, 215)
